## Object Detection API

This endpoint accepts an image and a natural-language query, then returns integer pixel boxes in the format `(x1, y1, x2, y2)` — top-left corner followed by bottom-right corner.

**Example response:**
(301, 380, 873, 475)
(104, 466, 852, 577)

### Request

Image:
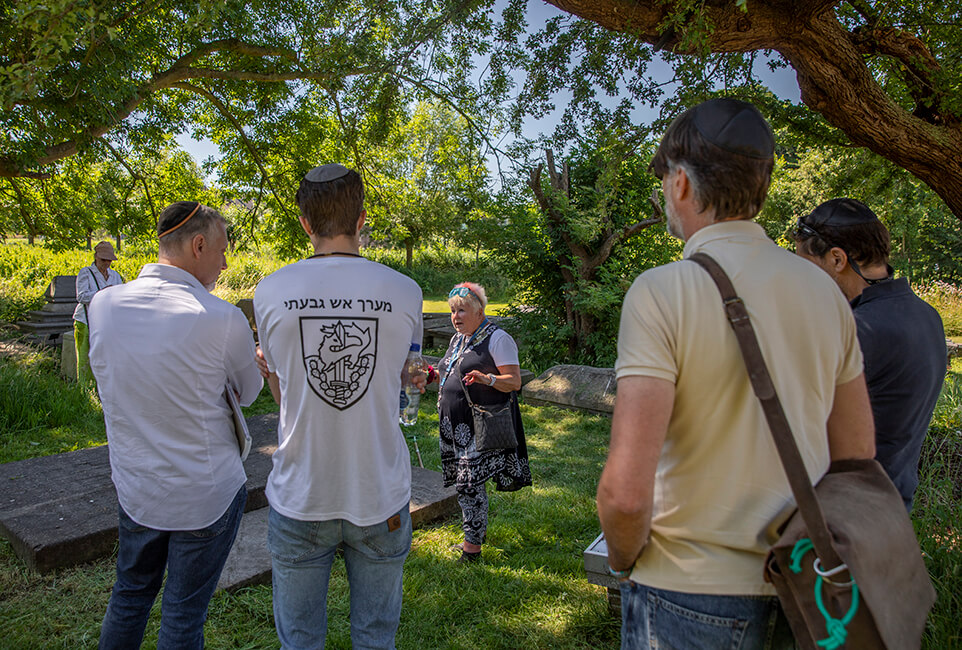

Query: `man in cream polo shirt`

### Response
(89, 201, 262, 649)
(596, 99, 876, 649)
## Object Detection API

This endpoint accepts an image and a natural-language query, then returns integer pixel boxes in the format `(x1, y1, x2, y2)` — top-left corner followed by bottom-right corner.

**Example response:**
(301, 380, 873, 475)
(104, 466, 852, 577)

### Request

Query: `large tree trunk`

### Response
(545, 0, 962, 220)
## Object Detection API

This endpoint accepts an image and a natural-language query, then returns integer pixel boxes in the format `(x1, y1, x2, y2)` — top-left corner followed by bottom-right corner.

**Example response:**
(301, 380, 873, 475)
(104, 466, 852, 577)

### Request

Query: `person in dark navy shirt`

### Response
(795, 198, 946, 510)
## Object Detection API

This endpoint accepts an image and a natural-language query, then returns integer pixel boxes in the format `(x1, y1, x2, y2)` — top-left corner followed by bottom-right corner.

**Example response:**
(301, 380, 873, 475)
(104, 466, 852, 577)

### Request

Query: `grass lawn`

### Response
(422, 298, 509, 315)
(0, 335, 960, 648)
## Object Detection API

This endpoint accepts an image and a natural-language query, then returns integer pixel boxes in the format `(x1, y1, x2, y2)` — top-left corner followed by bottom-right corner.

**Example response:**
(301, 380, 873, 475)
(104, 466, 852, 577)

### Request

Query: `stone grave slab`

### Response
(1, 411, 459, 578)
(522, 365, 617, 415)
(584, 532, 621, 615)
(0, 413, 279, 573)
(217, 466, 458, 591)
(60, 330, 77, 380)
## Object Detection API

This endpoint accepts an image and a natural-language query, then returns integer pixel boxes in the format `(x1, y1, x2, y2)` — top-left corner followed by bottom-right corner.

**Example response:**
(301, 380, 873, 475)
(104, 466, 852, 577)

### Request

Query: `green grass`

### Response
(422, 299, 509, 315)
(0, 345, 621, 647)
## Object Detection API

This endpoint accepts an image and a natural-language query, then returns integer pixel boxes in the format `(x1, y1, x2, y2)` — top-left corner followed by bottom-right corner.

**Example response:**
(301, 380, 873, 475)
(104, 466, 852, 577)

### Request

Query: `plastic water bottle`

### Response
(400, 343, 424, 426)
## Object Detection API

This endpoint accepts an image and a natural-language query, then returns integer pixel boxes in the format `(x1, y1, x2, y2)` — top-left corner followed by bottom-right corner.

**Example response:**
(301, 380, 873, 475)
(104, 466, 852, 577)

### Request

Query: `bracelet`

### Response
(488, 373, 497, 386)
(607, 563, 632, 579)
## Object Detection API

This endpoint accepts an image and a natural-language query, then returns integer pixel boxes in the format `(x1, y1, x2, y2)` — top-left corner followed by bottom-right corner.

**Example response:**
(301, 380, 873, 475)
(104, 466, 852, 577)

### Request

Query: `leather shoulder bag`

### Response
(689, 252, 934, 650)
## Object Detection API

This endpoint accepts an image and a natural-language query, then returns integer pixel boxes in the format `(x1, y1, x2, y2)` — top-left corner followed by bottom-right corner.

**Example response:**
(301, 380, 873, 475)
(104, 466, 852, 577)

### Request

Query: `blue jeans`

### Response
(268, 506, 412, 650)
(619, 581, 798, 650)
(98, 486, 246, 650)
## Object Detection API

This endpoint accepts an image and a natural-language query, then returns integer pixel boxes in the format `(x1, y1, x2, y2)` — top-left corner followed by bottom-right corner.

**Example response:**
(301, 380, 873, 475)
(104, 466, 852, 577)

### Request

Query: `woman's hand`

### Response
(463, 370, 492, 386)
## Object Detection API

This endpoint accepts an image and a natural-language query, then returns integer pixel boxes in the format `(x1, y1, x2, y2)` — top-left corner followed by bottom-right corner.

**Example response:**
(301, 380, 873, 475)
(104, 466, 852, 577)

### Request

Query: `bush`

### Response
(915, 281, 962, 337)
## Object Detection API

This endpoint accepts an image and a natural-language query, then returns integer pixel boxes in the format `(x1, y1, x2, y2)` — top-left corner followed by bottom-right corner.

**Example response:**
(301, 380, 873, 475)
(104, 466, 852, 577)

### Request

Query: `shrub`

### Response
(915, 281, 962, 337)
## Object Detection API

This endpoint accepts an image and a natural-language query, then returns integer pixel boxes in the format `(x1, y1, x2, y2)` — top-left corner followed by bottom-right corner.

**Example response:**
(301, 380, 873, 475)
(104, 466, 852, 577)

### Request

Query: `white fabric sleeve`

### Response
(225, 307, 263, 406)
(488, 329, 520, 367)
(76, 267, 98, 305)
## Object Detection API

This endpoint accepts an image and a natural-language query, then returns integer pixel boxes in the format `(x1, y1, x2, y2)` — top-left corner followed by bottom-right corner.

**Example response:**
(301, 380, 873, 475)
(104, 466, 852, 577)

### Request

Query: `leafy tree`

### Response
(498, 131, 676, 367)
(763, 142, 962, 282)
(511, 0, 962, 219)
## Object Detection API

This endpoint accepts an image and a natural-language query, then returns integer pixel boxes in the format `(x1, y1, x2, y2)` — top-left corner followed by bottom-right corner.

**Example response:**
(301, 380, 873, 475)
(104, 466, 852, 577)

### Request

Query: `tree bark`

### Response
(544, 0, 962, 219)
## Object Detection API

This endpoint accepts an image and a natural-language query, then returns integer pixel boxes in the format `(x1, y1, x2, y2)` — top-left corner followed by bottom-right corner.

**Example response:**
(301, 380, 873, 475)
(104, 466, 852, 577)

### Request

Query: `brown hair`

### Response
(795, 219, 890, 267)
(295, 169, 365, 238)
(650, 109, 774, 221)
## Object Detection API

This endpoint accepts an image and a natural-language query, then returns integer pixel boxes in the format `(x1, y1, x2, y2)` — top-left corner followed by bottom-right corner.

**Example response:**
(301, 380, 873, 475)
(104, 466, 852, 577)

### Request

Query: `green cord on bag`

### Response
(789, 538, 860, 650)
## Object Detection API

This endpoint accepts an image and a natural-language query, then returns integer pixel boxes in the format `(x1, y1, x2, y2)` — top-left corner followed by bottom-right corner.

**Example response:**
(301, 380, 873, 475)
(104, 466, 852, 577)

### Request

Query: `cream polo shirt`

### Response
(615, 220, 863, 595)
(88, 263, 262, 530)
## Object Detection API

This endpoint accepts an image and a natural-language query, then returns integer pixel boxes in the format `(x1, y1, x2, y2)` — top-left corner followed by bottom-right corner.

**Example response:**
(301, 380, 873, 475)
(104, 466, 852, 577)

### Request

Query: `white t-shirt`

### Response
(254, 256, 423, 525)
(89, 263, 262, 530)
(487, 329, 519, 367)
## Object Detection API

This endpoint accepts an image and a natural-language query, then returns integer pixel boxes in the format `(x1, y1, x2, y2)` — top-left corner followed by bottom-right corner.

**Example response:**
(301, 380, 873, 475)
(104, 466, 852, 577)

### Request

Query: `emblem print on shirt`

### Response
(300, 317, 377, 409)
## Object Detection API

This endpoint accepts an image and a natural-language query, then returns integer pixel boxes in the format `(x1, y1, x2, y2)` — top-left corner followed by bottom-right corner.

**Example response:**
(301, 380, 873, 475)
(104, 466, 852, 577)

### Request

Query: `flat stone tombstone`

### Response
(45, 275, 78, 303)
(583, 532, 622, 615)
(522, 365, 616, 415)
(216, 468, 458, 592)
(235, 298, 257, 340)
(61, 330, 77, 380)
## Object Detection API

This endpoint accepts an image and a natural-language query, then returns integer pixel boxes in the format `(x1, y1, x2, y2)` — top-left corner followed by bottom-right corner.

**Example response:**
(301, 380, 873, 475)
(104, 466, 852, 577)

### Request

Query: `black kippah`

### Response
(806, 198, 879, 227)
(304, 164, 351, 183)
(691, 98, 774, 160)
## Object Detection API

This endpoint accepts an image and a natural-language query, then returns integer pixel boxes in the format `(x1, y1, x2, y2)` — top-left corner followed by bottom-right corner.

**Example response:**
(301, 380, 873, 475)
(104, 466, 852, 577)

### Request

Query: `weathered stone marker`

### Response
(0, 413, 457, 578)
(217, 466, 458, 591)
(522, 365, 617, 415)
(15, 275, 78, 347)
(583, 533, 622, 615)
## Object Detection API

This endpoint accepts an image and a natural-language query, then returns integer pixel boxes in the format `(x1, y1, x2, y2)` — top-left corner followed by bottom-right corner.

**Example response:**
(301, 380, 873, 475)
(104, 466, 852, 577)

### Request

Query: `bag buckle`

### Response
(813, 558, 854, 588)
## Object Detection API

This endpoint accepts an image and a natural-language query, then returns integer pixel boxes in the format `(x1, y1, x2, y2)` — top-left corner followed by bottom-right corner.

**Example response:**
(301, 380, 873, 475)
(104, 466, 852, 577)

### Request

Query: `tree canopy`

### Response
(534, 0, 962, 218)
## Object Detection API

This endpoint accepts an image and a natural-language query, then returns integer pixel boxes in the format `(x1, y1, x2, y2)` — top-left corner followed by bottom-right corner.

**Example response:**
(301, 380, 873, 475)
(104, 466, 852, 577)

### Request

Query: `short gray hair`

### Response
(157, 202, 224, 253)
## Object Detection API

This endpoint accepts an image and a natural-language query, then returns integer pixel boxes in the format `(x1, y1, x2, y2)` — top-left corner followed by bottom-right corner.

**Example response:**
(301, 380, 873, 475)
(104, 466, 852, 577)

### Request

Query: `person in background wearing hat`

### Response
(253, 164, 424, 649)
(597, 99, 875, 649)
(88, 202, 262, 649)
(73, 240, 124, 385)
(795, 198, 946, 510)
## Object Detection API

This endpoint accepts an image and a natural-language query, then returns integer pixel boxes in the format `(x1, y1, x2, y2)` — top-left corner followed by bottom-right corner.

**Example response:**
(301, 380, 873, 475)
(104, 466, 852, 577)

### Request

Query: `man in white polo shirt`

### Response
(254, 164, 423, 649)
(89, 201, 262, 649)
(596, 99, 876, 649)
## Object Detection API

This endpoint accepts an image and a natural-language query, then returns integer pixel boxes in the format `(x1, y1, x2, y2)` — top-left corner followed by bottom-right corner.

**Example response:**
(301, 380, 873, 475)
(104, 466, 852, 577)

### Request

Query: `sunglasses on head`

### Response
(794, 217, 825, 241)
(449, 286, 477, 300)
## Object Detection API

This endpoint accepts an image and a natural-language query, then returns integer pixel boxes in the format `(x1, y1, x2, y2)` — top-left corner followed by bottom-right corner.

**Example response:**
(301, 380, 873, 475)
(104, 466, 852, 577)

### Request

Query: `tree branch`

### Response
(99, 139, 157, 224)
(171, 82, 294, 218)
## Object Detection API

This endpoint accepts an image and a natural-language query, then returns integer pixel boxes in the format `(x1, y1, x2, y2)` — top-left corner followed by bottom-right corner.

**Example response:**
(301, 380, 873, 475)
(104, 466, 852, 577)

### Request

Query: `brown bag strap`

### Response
(688, 252, 843, 569)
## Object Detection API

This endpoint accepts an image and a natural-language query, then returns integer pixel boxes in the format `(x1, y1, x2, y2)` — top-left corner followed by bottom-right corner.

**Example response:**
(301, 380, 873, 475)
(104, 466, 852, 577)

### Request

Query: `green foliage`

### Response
(0, 243, 151, 322)
(762, 142, 962, 282)
(496, 132, 680, 369)
(916, 281, 962, 338)
(365, 244, 512, 300)
(0, 336, 106, 463)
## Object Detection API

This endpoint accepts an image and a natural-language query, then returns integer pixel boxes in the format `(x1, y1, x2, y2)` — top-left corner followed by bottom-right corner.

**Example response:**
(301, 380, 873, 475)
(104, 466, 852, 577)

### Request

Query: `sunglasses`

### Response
(449, 286, 477, 300)
(794, 217, 825, 241)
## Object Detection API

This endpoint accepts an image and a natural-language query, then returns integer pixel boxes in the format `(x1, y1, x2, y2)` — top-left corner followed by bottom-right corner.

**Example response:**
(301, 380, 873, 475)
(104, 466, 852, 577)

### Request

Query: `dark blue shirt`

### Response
(851, 278, 946, 510)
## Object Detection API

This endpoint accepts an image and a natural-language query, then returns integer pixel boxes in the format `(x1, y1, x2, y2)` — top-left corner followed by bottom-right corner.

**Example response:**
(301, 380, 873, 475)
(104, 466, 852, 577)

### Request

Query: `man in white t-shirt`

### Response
(596, 99, 876, 649)
(90, 201, 262, 649)
(254, 164, 424, 649)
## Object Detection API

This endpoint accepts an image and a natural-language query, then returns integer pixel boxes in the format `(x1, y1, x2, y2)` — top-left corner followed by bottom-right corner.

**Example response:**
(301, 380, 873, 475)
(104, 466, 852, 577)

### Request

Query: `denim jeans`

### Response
(268, 506, 412, 650)
(98, 485, 246, 650)
(619, 580, 798, 650)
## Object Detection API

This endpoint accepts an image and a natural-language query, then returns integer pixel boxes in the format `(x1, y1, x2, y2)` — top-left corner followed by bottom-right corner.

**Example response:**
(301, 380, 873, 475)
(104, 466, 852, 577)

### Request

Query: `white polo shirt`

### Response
(88, 263, 262, 530)
(74, 264, 124, 324)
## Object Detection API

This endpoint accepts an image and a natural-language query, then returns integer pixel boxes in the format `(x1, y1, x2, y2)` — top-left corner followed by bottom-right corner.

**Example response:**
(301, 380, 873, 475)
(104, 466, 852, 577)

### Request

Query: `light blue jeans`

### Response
(268, 506, 412, 650)
(619, 581, 798, 650)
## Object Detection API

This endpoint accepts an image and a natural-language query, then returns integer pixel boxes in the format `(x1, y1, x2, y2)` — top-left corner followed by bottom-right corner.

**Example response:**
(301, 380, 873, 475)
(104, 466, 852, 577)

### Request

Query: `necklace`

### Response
(438, 319, 492, 394)
(307, 251, 363, 259)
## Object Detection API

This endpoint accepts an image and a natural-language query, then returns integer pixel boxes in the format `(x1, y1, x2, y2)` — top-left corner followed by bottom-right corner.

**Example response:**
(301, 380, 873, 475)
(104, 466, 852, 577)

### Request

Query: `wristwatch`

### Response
(487, 373, 497, 386)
